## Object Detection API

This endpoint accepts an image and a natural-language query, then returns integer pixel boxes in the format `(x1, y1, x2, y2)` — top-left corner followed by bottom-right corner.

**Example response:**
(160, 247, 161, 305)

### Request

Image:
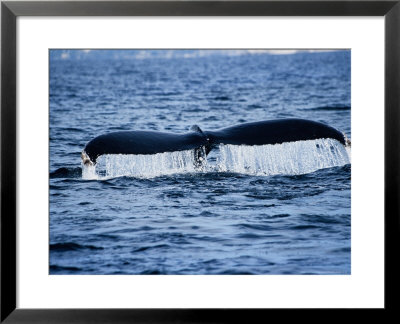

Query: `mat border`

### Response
(1, 1, 399, 322)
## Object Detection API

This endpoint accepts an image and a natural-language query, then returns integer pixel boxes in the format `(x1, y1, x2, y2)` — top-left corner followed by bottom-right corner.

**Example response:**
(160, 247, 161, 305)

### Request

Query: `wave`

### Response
(81, 138, 350, 180)
(49, 265, 82, 273)
(50, 242, 103, 252)
(50, 167, 82, 178)
(303, 105, 351, 111)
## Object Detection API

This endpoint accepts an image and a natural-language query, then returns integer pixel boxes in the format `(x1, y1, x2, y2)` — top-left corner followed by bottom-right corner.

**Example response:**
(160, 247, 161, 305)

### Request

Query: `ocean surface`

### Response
(49, 49, 351, 275)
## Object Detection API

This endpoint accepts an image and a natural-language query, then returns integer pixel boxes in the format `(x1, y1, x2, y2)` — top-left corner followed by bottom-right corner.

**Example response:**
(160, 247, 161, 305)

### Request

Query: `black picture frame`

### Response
(1, 0, 399, 322)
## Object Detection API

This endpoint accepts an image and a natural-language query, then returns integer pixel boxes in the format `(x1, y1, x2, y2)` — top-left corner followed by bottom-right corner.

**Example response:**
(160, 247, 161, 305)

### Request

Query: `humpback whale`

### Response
(82, 118, 349, 165)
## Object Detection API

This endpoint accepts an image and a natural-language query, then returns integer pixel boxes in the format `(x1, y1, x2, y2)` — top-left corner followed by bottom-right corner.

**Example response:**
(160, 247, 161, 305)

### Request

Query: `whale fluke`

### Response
(206, 119, 346, 147)
(82, 119, 348, 165)
(83, 130, 208, 164)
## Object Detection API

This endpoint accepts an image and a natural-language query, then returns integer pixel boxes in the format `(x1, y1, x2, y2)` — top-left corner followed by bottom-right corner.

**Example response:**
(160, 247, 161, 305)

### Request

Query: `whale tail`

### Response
(82, 119, 348, 167)
(204, 118, 347, 148)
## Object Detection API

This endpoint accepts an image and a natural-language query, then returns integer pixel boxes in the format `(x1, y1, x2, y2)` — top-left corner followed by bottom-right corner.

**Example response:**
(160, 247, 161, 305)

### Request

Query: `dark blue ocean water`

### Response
(49, 50, 351, 275)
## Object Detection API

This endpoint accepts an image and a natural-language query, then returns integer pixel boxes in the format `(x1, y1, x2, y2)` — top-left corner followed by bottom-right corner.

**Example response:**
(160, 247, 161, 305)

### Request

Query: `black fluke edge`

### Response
(82, 119, 347, 165)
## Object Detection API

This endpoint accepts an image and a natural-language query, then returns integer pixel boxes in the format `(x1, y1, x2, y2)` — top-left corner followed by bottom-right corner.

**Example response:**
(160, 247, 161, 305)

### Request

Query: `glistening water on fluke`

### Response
(81, 138, 350, 180)
(80, 117, 350, 179)
(50, 49, 351, 275)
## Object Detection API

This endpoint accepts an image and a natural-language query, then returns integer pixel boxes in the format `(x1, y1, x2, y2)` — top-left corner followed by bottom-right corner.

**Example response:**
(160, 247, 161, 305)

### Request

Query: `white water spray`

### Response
(81, 138, 350, 180)
(82, 149, 206, 180)
(217, 138, 350, 176)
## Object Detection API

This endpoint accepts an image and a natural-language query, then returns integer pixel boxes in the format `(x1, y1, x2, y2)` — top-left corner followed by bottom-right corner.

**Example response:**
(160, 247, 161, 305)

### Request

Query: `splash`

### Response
(217, 138, 350, 176)
(81, 163, 98, 180)
(81, 139, 350, 180)
(82, 149, 206, 180)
